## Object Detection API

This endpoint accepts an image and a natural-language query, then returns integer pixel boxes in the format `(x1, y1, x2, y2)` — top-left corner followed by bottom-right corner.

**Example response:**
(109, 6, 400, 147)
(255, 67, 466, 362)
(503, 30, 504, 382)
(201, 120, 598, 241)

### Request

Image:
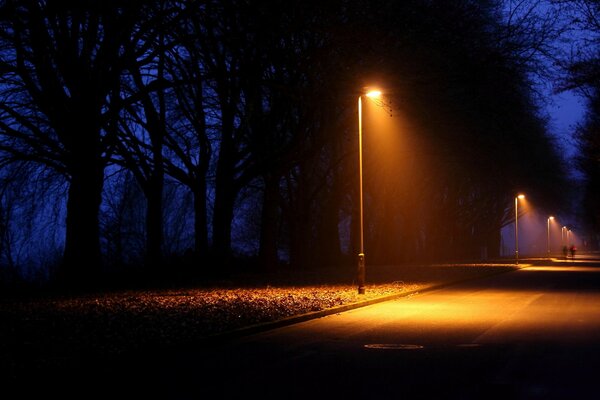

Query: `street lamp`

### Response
(515, 194, 525, 265)
(547, 216, 554, 257)
(357, 89, 381, 294)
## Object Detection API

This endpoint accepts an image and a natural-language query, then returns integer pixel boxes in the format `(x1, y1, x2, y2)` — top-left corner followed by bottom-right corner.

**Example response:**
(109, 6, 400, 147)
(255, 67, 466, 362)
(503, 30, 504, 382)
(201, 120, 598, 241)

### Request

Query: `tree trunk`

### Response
(193, 181, 209, 256)
(146, 29, 166, 270)
(212, 105, 236, 267)
(212, 179, 235, 266)
(487, 227, 502, 259)
(62, 157, 104, 285)
(288, 176, 311, 270)
(289, 215, 310, 270)
(259, 173, 280, 271)
(145, 169, 163, 270)
(314, 185, 344, 268)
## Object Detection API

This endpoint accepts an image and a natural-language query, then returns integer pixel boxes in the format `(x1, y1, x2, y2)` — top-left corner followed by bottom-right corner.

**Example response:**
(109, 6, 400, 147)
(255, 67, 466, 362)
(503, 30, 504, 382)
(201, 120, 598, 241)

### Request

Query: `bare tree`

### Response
(0, 0, 149, 284)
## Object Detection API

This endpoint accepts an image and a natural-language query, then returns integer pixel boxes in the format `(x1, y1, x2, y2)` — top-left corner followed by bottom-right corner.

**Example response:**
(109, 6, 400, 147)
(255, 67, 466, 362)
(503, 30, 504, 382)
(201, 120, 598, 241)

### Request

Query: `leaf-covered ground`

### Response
(1, 263, 517, 379)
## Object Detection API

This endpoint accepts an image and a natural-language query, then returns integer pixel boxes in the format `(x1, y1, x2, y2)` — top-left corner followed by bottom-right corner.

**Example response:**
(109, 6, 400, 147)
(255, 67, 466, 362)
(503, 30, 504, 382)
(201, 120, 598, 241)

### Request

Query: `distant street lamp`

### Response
(547, 216, 554, 257)
(357, 89, 382, 294)
(515, 194, 525, 265)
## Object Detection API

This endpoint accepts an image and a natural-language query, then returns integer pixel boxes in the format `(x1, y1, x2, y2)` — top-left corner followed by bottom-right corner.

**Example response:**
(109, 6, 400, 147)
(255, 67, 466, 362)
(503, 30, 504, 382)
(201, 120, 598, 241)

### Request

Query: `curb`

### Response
(206, 264, 527, 342)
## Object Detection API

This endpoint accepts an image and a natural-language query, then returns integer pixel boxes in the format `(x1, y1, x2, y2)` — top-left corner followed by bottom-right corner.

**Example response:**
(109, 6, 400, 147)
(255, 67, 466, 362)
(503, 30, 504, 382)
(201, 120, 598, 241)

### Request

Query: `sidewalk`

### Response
(210, 261, 525, 341)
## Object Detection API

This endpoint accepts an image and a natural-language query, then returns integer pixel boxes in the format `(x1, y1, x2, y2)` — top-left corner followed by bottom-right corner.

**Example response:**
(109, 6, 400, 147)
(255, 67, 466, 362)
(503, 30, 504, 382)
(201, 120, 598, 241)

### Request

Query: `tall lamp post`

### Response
(547, 216, 554, 257)
(515, 194, 525, 265)
(357, 89, 381, 295)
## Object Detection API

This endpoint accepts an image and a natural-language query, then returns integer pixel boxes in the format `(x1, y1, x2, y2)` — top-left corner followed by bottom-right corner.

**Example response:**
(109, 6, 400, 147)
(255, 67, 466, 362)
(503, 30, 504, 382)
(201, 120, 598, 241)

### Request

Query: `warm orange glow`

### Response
(517, 194, 525, 199)
(366, 90, 381, 98)
(549, 216, 554, 220)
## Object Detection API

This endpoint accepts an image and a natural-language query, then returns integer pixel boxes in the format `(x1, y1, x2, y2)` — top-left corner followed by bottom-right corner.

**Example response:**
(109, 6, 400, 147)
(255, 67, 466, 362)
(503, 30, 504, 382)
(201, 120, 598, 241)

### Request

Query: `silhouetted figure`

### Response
(562, 246, 568, 259)
(569, 245, 576, 259)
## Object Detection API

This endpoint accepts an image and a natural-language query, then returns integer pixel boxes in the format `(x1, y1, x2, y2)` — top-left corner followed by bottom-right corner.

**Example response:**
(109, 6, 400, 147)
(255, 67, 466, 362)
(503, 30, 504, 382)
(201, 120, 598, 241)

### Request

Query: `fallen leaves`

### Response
(0, 282, 418, 372)
(0, 263, 516, 377)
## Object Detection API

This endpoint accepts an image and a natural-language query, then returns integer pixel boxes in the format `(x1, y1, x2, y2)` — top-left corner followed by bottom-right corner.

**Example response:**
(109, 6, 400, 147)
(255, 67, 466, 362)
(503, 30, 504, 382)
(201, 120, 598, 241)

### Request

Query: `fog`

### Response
(501, 207, 583, 258)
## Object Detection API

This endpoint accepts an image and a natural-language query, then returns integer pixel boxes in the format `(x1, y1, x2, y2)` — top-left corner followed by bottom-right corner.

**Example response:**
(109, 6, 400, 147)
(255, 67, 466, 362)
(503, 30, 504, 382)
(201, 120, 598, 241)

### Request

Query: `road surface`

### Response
(46, 259, 600, 399)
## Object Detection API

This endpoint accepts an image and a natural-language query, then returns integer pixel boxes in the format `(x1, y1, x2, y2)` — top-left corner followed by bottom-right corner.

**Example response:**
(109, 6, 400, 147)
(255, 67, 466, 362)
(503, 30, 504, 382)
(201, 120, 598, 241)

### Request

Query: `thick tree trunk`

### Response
(146, 34, 166, 271)
(289, 215, 310, 270)
(288, 177, 311, 270)
(212, 181, 234, 266)
(487, 227, 502, 259)
(212, 105, 236, 267)
(259, 173, 280, 271)
(313, 186, 344, 268)
(212, 179, 235, 265)
(145, 170, 163, 270)
(193, 181, 209, 256)
(61, 157, 104, 285)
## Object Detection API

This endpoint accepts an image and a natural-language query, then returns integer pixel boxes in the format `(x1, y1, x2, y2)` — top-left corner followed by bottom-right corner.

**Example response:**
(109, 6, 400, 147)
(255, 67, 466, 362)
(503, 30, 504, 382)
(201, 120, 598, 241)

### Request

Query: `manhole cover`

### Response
(364, 344, 424, 350)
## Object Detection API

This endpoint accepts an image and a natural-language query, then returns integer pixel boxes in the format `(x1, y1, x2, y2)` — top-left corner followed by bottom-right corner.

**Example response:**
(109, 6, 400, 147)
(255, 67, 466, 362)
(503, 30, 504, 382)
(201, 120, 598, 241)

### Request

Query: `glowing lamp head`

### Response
(549, 216, 554, 220)
(366, 90, 381, 98)
(517, 194, 525, 200)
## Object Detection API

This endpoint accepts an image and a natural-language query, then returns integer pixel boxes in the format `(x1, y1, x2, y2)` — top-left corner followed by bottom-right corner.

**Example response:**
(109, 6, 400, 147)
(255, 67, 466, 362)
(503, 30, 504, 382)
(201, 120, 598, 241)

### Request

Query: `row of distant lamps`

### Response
(356, 89, 574, 294)
(514, 194, 574, 266)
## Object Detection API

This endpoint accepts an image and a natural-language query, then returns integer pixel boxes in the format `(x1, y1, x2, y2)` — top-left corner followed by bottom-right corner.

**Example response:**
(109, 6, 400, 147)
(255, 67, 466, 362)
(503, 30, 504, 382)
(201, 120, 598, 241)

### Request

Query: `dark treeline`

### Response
(561, 0, 600, 248)
(0, 0, 573, 287)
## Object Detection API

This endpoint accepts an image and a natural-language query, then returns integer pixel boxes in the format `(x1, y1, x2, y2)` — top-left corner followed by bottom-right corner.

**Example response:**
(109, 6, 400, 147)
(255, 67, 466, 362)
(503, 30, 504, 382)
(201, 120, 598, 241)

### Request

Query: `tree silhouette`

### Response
(561, 0, 600, 245)
(0, 0, 577, 285)
(0, 0, 150, 284)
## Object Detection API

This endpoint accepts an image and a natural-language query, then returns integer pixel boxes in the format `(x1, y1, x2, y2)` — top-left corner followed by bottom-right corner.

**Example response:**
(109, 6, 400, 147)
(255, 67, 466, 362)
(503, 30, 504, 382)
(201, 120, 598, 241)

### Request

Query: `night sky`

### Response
(548, 89, 586, 160)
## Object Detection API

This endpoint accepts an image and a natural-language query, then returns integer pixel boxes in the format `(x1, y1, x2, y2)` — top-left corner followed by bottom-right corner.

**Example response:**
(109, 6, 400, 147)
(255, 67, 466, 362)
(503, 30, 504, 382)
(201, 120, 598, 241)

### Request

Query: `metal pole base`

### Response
(358, 253, 365, 294)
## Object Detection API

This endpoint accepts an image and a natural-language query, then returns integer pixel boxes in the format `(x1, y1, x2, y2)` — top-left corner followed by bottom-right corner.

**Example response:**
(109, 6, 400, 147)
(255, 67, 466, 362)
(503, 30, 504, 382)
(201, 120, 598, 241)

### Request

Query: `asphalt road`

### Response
(37, 258, 600, 399)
